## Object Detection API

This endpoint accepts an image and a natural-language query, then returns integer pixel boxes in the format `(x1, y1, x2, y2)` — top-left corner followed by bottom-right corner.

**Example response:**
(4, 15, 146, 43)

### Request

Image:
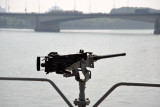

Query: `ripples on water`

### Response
(0, 29, 160, 107)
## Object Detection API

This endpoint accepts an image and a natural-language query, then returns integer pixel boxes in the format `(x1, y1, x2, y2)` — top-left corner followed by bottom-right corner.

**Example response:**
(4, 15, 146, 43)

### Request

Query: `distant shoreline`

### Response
(0, 27, 153, 31)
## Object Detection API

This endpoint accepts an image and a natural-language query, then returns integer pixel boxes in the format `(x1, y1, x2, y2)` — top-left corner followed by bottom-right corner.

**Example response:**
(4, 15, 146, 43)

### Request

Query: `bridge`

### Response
(0, 12, 160, 34)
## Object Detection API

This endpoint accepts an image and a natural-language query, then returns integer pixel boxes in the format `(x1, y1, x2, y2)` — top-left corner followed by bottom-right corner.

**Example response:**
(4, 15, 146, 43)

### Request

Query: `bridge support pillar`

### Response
(154, 18, 160, 35)
(35, 24, 60, 32)
(35, 16, 60, 32)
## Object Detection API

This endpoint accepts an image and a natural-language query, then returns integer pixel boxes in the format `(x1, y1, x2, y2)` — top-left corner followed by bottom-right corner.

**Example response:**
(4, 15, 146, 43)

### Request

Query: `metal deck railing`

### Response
(93, 82, 160, 107)
(0, 77, 160, 107)
(0, 77, 73, 107)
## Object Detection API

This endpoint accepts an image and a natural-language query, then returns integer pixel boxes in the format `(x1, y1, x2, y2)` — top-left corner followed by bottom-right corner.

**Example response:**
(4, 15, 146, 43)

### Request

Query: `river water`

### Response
(0, 29, 160, 107)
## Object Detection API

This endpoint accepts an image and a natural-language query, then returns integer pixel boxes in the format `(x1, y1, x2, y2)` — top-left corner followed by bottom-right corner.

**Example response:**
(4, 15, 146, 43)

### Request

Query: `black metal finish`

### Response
(93, 53, 126, 61)
(37, 50, 126, 75)
(37, 57, 40, 71)
(93, 82, 160, 107)
(37, 52, 87, 74)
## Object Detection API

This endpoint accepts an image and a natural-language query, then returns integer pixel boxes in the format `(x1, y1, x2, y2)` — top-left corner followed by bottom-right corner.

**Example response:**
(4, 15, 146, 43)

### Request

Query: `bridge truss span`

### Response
(0, 13, 160, 34)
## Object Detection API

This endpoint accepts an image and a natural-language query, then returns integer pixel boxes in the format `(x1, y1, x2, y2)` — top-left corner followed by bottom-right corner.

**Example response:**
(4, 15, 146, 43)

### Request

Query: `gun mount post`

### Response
(74, 81, 90, 107)
(74, 57, 91, 107)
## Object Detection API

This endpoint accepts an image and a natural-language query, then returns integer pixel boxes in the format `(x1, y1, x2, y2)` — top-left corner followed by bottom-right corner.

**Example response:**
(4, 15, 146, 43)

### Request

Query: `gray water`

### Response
(0, 29, 160, 107)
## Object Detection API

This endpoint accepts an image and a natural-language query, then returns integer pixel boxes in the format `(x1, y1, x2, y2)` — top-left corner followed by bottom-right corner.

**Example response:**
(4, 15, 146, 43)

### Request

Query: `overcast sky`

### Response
(0, 0, 160, 13)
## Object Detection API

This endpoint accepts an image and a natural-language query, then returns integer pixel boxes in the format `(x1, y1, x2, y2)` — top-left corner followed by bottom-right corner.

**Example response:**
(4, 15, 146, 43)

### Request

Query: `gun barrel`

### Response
(93, 53, 126, 61)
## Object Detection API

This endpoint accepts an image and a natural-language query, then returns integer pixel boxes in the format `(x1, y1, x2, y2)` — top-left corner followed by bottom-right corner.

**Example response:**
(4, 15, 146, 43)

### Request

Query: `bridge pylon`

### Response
(35, 16, 60, 32)
(154, 18, 160, 34)
(35, 23, 60, 32)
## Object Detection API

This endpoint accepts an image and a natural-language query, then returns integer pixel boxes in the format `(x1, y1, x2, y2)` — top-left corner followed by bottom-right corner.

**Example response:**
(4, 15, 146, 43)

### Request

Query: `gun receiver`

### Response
(37, 52, 87, 74)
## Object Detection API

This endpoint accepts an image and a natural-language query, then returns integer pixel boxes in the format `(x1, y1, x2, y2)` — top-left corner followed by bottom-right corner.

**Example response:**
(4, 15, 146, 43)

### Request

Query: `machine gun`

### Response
(37, 50, 126, 106)
(37, 50, 126, 82)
